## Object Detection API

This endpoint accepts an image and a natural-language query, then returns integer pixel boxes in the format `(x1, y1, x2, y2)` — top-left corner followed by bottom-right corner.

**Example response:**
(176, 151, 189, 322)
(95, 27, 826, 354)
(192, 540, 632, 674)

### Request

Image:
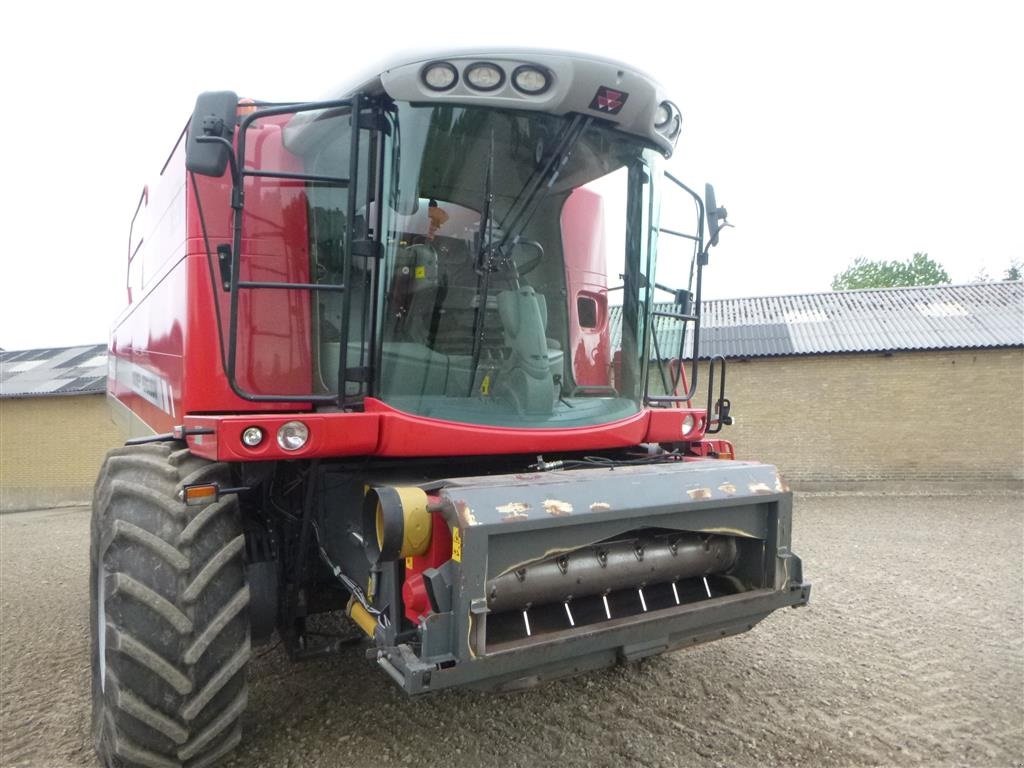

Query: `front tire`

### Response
(90, 442, 250, 768)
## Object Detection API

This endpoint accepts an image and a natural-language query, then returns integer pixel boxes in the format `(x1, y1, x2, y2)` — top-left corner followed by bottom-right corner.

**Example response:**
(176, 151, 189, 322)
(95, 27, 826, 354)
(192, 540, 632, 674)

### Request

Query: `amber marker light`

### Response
(181, 483, 218, 507)
(237, 97, 258, 116)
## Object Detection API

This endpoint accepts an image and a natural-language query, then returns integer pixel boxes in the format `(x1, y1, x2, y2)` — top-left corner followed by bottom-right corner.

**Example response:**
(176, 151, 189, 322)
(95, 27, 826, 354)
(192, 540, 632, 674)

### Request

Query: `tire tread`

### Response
(181, 640, 251, 722)
(108, 520, 189, 572)
(92, 442, 250, 768)
(108, 675, 189, 745)
(110, 573, 194, 634)
(182, 536, 245, 603)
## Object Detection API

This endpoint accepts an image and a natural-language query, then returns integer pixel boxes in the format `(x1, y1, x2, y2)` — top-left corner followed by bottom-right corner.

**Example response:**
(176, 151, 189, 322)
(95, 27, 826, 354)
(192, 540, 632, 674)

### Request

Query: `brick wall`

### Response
(0, 394, 123, 511)
(670, 348, 1024, 483)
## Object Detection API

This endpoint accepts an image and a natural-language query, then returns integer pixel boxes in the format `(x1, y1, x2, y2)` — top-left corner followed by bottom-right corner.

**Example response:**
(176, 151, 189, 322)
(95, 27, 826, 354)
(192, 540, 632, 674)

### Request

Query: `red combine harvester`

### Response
(91, 49, 810, 767)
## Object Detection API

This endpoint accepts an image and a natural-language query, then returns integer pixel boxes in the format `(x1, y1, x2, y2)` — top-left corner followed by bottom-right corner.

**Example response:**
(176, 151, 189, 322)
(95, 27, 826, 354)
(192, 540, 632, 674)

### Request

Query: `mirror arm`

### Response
(195, 136, 240, 192)
(654, 282, 693, 309)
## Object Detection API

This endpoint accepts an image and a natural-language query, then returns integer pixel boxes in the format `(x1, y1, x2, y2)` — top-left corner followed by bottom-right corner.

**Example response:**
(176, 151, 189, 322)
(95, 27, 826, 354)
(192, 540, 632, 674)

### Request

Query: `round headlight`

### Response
(512, 65, 550, 95)
(465, 62, 504, 91)
(681, 414, 696, 436)
(422, 62, 458, 91)
(277, 421, 309, 451)
(655, 102, 672, 129)
(241, 426, 264, 447)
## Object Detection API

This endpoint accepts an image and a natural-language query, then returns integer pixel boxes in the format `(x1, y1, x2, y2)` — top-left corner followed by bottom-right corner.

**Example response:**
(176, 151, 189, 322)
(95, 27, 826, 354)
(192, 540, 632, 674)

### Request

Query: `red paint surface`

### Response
(111, 112, 315, 430)
(561, 187, 612, 387)
(364, 398, 649, 457)
(645, 408, 706, 443)
(183, 400, 675, 461)
(184, 413, 379, 461)
(234, 117, 313, 397)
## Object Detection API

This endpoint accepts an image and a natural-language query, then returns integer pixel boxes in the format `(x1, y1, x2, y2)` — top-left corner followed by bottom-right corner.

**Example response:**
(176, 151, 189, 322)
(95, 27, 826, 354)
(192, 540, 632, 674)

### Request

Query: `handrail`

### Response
(704, 355, 732, 434)
(644, 172, 705, 406)
(218, 95, 386, 405)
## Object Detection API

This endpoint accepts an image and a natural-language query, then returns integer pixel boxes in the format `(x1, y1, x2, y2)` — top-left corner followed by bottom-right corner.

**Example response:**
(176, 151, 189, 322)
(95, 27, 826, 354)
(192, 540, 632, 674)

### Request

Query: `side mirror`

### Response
(675, 289, 693, 315)
(185, 91, 238, 176)
(705, 183, 728, 248)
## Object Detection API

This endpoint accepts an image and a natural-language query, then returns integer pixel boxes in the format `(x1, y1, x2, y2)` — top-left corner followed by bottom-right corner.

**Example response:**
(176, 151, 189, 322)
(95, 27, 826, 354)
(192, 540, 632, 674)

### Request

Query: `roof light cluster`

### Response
(421, 60, 552, 96)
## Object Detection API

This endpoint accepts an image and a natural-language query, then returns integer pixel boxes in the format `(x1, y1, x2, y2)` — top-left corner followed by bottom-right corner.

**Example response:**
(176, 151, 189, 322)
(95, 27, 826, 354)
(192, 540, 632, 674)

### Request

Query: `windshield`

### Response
(288, 101, 662, 428)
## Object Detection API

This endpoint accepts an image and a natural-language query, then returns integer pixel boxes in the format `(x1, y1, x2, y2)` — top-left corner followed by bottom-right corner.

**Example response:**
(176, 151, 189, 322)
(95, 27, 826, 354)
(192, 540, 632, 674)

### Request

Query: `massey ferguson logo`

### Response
(589, 86, 628, 115)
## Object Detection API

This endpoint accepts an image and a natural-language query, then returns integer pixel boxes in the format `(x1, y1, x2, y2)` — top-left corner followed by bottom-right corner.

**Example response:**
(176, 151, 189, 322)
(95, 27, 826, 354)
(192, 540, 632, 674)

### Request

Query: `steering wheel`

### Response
(509, 240, 544, 276)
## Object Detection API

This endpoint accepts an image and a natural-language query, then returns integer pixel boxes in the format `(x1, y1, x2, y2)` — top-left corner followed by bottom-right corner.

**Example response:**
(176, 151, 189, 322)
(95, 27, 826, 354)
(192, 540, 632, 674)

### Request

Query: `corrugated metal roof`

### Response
(611, 281, 1023, 360)
(0, 344, 108, 398)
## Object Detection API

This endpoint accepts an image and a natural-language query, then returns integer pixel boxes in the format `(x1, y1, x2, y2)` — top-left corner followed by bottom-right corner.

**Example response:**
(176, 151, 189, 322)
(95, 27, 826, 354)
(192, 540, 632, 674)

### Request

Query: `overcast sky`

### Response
(1, 0, 1020, 351)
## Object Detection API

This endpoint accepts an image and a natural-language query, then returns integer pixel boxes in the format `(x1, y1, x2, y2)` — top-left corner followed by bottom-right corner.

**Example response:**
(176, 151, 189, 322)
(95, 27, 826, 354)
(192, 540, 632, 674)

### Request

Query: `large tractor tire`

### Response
(91, 442, 250, 768)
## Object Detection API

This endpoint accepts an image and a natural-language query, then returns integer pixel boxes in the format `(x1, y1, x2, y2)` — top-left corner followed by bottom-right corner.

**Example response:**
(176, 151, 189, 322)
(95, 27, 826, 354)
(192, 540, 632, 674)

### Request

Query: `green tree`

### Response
(831, 252, 951, 290)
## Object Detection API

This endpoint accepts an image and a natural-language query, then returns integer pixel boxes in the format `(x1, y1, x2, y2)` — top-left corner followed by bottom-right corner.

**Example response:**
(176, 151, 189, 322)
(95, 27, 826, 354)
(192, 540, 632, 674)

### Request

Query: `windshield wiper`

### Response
(497, 114, 592, 255)
(467, 129, 497, 395)
(466, 114, 592, 397)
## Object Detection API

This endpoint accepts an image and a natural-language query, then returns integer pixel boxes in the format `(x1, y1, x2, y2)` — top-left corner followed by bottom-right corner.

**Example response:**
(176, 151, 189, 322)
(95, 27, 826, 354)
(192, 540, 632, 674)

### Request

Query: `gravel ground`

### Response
(2, 491, 1022, 768)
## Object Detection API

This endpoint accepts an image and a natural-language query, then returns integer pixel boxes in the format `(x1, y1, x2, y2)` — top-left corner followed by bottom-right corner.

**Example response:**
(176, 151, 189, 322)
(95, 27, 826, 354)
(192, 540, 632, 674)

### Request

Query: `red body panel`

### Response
(646, 408, 706, 443)
(365, 398, 650, 457)
(561, 188, 612, 386)
(235, 119, 314, 397)
(111, 134, 190, 435)
(111, 121, 314, 433)
(183, 399, 706, 462)
(184, 412, 379, 461)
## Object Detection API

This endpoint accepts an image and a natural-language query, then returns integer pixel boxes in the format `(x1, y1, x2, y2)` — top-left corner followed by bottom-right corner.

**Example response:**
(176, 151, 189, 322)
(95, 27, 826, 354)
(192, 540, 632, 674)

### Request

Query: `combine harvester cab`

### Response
(92, 48, 809, 767)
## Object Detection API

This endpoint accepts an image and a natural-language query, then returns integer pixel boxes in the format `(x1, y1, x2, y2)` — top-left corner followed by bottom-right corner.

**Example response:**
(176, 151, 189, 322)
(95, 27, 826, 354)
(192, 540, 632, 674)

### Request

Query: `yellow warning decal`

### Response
(451, 527, 462, 562)
(415, 265, 426, 279)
